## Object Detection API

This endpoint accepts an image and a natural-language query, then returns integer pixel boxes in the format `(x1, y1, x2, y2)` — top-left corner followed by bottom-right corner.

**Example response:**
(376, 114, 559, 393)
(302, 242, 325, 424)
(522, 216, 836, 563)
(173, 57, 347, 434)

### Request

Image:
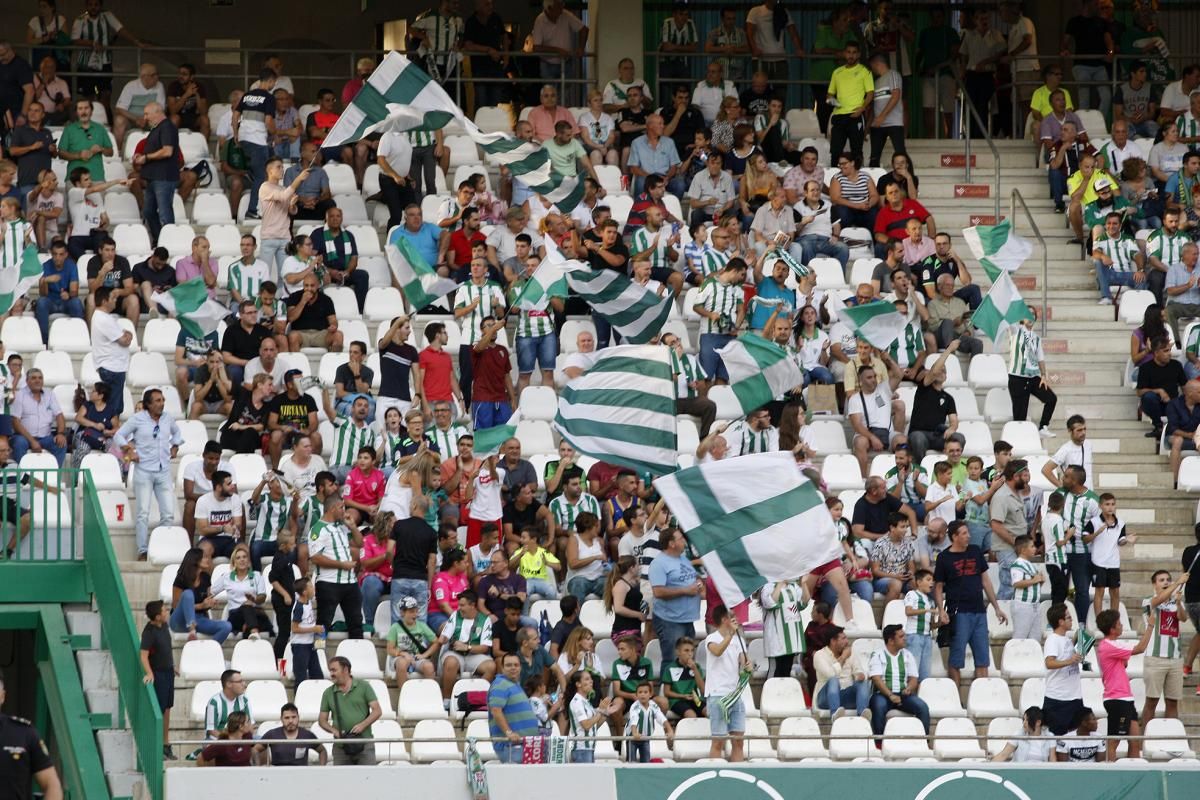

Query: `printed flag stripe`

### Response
(559, 386, 675, 415)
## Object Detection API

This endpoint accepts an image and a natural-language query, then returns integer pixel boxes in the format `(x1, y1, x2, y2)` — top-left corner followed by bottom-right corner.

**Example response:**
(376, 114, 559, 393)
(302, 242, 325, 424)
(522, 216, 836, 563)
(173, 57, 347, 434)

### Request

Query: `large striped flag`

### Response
(962, 220, 1033, 280)
(835, 300, 906, 350)
(471, 420, 517, 454)
(763, 246, 809, 278)
(0, 245, 43, 315)
(553, 345, 678, 476)
(564, 268, 673, 344)
(325, 52, 583, 210)
(716, 334, 805, 415)
(386, 235, 460, 310)
(151, 278, 229, 337)
(654, 451, 844, 608)
(510, 248, 572, 311)
(973, 269, 1033, 343)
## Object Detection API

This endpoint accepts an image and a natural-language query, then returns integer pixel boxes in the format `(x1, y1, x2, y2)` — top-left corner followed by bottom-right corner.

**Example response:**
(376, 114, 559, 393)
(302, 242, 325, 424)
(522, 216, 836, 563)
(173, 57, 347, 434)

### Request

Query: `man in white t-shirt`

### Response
(1042, 414, 1093, 489)
(745, 1, 803, 86)
(182, 441, 234, 537)
(376, 130, 414, 230)
(194, 469, 245, 559)
(1042, 602, 1084, 735)
(113, 63, 166, 149)
(280, 435, 327, 503)
(703, 604, 750, 761)
(849, 354, 907, 477)
(90, 286, 134, 418)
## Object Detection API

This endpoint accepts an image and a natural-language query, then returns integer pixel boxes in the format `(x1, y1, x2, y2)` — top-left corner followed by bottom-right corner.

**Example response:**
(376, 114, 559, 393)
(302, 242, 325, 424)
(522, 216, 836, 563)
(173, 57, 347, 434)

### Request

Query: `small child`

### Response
(1083, 493, 1137, 621)
(1042, 490, 1071, 605)
(139, 600, 176, 760)
(26, 169, 64, 249)
(661, 637, 707, 718)
(682, 223, 711, 287)
(468, 172, 505, 225)
(468, 523, 501, 583)
(1096, 607, 1154, 761)
(289, 577, 324, 685)
(962, 456, 993, 552)
(524, 674, 554, 735)
(608, 635, 661, 736)
(903, 569, 938, 680)
(268, 529, 298, 670)
(1010, 535, 1047, 640)
(923, 460, 962, 526)
(624, 681, 672, 763)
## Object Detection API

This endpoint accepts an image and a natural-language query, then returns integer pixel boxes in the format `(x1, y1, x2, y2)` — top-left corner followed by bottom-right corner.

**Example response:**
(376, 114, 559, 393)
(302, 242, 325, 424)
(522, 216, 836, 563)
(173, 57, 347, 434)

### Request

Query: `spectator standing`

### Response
(488, 652, 539, 763)
(115, 389, 181, 559)
(284, 144, 335, 221)
(989, 459, 1030, 600)
(934, 520, 1008, 686)
(1061, 0, 1112, 116)
(258, 158, 308, 279)
(745, 0, 804, 91)
(1007, 315, 1057, 434)
(139, 600, 175, 760)
(8, 101, 55, 201)
(826, 43, 873, 167)
(650, 529, 703, 676)
(90, 287, 132, 418)
(1140, 569, 1190, 728)
(310, 494, 364, 639)
(704, 604, 750, 762)
(959, 9, 1006, 139)
(1042, 602, 1084, 735)
(318, 657, 381, 765)
(1096, 607, 1153, 761)
(1055, 466, 1102, 626)
(866, 54, 903, 169)
(233, 69, 277, 221)
(462, 0, 507, 108)
(530, 0, 589, 98)
(659, 10, 699, 99)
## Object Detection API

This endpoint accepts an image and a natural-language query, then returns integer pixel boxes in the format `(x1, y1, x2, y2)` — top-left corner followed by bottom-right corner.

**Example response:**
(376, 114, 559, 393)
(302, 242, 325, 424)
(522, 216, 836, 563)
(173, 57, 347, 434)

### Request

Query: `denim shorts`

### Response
(707, 697, 745, 736)
(516, 332, 558, 374)
(949, 610, 990, 669)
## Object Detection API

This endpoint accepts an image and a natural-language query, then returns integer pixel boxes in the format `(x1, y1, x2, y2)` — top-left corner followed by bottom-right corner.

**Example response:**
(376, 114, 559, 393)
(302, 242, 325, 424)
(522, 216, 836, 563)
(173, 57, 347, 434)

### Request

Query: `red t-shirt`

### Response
(470, 344, 511, 402)
(418, 346, 454, 401)
(449, 230, 485, 270)
(586, 461, 622, 500)
(308, 110, 340, 145)
(874, 199, 930, 241)
(200, 741, 254, 766)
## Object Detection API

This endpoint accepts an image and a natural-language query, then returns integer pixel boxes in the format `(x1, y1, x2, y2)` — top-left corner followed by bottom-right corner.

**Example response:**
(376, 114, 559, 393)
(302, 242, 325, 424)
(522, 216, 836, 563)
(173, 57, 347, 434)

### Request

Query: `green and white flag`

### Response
(962, 220, 1033, 280)
(385, 235, 460, 310)
(511, 248, 571, 310)
(654, 451, 844, 607)
(564, 268, 673, 344)
(472, 421, 517, 455)
(763, 246, 809, 278)
(0, 245, 43, 315)
(973, 269, 1033, 343)
(151, 278, 228, 338)
(553, 345, 678, 476)
(326, 51, 583, 209)
(836, 300, 906, 350)
(716, 333, 805, 415)
(465, 737, 490, 800)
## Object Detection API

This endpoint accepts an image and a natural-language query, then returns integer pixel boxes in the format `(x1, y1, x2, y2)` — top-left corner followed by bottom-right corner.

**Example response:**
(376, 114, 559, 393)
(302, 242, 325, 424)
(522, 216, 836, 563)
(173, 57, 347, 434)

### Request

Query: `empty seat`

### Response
(46, 318, 91, 354)
(410, 719, 461, 763)
(1118, 289, 1156, 325)
(334, 194, 370, 224)
(760, 677, 808, 721)
(372, 718, 409, 763)
(31, 351, 73, 386)
(933, 717, 986, 760)
(919, 678, 965, 718)
(881, 717, 933, 760)
(189, 680, 221, 722)
(956, 420, 994, 457)
(141, 318, 182, 354)
(968, 354, 1008, 389)
(334, 639, 382, 679)
(514, 420, 555, 456)
(323, 163, 358, 195)
(1016, 677, 1045, 712)
(113, 222, 152, 254)
(1001, 638, 1046, 679)
(1144, 718, 1196, 760)
(707, 385, 744, 421)
(104, 191, 141, 224)
(157, 223, 196, 258)
(984, 387, 1013, 423)
(325, 286, 362, 320)
(193, 193, 234, 225)
(80, 452, 124, 490)
(294, 679, 332, 721)
(967, 677, 1018, 719)
(398, 678, 448, 722)
(244, 679, 288, 721)
(147, 526, 190, 566)
(1000, 420, 1047, 456)
(744, 717, 777, 759)
(673, 717, 712, 762)
(822, 454, 865, 491)
(364, 287, 404, 321)
(230, 639, 278, 680)
(833, 598, 879, 638)
(176, 420, 210, 456)
(579, 599, 613, 635)
(228, 453, 269, 490)
(179, 640, 225, 680)
(519, 386, 558, 421)
(777, 716, 828, 760)
(1, 316, 42, 353)
(127, 352, 170, 387)
(444, 135, 480, 170)
(829, 716, 875, 760)
(808, 420, 849, 454)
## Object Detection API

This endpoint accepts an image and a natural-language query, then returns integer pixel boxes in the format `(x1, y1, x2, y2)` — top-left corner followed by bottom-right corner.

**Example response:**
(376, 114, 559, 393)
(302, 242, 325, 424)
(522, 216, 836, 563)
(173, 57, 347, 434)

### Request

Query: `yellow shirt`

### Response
(1031, 86, 1074, 119)
(513, 546, 560, 582)
(828, 64, 874, 116)
(1067, 169, 1118, 206)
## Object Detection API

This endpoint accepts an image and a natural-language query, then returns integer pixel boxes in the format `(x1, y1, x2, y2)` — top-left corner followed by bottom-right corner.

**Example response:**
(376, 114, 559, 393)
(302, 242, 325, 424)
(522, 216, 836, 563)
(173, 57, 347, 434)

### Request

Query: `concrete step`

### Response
(75, 651, 117, 693)
(65, 609, 102, 651)
(97, 728, 135, 774)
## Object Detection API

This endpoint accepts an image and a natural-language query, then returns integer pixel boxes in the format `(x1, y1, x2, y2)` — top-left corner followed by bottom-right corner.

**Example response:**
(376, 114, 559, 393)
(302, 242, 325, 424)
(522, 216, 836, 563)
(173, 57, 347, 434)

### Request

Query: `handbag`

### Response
(332, 688, 366, 756)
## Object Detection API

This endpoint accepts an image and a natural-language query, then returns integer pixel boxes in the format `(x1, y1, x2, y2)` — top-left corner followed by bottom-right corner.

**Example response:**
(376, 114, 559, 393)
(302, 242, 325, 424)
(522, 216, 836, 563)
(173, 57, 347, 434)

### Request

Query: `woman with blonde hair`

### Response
(211, 543, 272, 639)
(578, 88, 619, 166)
(381, 447, 440, 519)
(556, 625, 604, 686)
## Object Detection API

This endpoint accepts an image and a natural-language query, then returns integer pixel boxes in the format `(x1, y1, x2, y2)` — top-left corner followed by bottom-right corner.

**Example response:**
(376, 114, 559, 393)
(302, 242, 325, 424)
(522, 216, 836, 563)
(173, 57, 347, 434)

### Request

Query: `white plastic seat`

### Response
(829, 716, 875, 760)
(880, 599, 906, 629)
(104, 192, 141, 224)
(333, 639, 382, 679)
(157, 223, 197, 259)
(528, 600, 561, 628)
(473, 106, 513, 135)
(848, 258, 881, 287)
(967, 677, 1018, 719)
(706, 385, 744, 422)
(808, 420, 849, 454)
(322, 163, 357, 195)
(346, 224, 382, 256)
(593, 164, 623, 196)
(147, 526, 190, 566)
(673, 717, 712, 761)
(868, 454, 896, 479)
(1118, 290, 1157, 325)
(444, 135, 480, 170)
(192, 193, 234, 225)
(80, 452, 124, 490)
(785, 108, 820, 139)
(821, 454, 866, 491)
(881, 716, 933, 760)
(294, 679, 332, 721)
(1000, 420, 1047, 457)
(410, 719, 461, 763)
(967, 354, 1008, 389)
(324, 286, 362, 320)
(127, 352, 170, 387)
(1, 316, 43, 353)
(188, 680, 221, 722)
(919, 678, 966, 718)
(398, 678, 448, 722)
(244, 679, 288, 721)
(141, 318, 182, 354)
(204, 224, 242, 258)
(333, 194, 370, 225)
(46, 318, 91, 354)
(364, 287, 404, 321)
(744, 717, 777, 759)
(810, 257, 848, 290)
(449, 678, 492, 723)
(230, 638, 278, 680)
(112, 222, 152, 254)
(1017, 677, 1045, 712)
(369, 718, 409, 763)
(175, 420, 210, 456)
(777, 716, 828, 760)
(943, 386, 981, 421)
(366, 679, 396, 720)
(1178, 457, 1200, 491)
(835, 599, 880, 637)
(933, 717, 987, 760)
(579, 599, 613, 635)
(1001, 638, 1046, 679)
(228, 453, 269, 490)
(1144, 718, 1196, 760)
(514, 420, 555, 456)
(317, 352, 349, 387)
(984, 387, 1014, 423)
(518, 386, 558, 421)
(760, 677, 808, 721)
(179, 640, 225, 680)
(985, 716, 1023, 756)
(956, 420, 994, 457)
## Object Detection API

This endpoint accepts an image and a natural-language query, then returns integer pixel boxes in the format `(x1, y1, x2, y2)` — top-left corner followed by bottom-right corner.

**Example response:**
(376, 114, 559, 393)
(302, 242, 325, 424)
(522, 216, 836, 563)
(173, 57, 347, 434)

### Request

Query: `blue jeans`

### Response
(361, 574, 388, 628)
(494, 742, 524, 764)
(804, 366, 834, 386)
(996, 549, 1017, 601)
(292, 642, 323, 685)
(35, 294, 84, 343)
(955, 284, 983, 311)
(472, 401, 513, 430)
(525, 577, 559, 601)
(797, 233, 849, 268)
(516, 333, 558, 374)
(571, 749, 595, 763)
(949, 610, 990, 669)
(132, 465, 175, 556)
(96, 367, 126, 418)
(868, 691, 930, 737)
(699, 333, 735, 383)
(260, 238, 288, 281)
(907, 633, 934, 682)
(143, 179, 177, 243)
(1131, 120, 1159, 139)
(1072, 64, 1112, 116)
(391, 578, 431, 624)
(12, 434, 66, 466)
(967, 521, 992, 554)
(567, 575, 606, 602)
(169, 591, 233, 643)
(1067, 552, 1092, 627)
(428, 611, 450, 634)
(250, 539, 276, 572)
(273, 138, 300, 159)
(821, 578, 872, 605)
(1049, 168, 1068, 207)
(593, 314, 621, 349)
(652, 617, 695, 676)
(817, 679, 870, 716)
(242, 141, 270, 214)
(1095, 261, 1145, 301)
(1140, 392, 1168, 428)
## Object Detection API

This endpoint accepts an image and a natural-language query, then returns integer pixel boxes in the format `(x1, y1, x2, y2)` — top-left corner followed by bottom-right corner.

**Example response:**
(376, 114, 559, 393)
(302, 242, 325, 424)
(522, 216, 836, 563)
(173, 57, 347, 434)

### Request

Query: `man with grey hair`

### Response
(627, 112, 683, 196)
(1166, 243, 1200, 341)
(113, 62, 164, 148)
(926, 275, 982, 355)
(10, 369, 67, 465)
(134, 100, 179, 244)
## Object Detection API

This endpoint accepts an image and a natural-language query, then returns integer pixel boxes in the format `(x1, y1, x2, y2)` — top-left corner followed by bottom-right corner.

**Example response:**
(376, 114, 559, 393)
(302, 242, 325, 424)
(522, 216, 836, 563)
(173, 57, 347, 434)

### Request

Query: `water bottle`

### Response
(315, 631, 327, 651)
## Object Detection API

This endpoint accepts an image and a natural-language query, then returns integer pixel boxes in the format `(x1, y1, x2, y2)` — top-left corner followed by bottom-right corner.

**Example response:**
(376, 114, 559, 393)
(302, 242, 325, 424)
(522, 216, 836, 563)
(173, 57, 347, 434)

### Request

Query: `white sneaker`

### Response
(248, 631, 260, 640)
(1039, 426, 1056, 438)
(1098, 297, 1113, 305)
(830, 707, 846, 722)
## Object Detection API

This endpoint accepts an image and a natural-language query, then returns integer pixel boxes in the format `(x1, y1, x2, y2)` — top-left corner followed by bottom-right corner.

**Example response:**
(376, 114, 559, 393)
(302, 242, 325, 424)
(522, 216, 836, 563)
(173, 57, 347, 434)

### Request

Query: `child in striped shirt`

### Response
(903, 569, 937, 680)
(1010, 535, 1047, 640)
(625, 682, 672, 763)
(682, 223, 711, 287)
(1042, 490, 1071, 606)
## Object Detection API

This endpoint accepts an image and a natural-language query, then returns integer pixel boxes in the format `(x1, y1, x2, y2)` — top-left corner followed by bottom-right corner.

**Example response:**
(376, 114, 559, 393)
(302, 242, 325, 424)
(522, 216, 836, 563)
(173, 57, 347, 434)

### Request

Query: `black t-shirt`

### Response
(270, 393, 317, 430)
(166, 79, 207, 115)
(851, 494, 903, 536)
(285, 291, 335, 331)
(656, 104, 705, 157)
(8, 125, 55, 185)
(503, 498, 544, 535)
(585, 233, 629, 274)
(140, 622, 173, 671)
(172, 572, 212, 615)
(876, 172, 921, 201)
(221, 321, 271, 362)
(618, 107, 649, 149)
(380, 341, 419, 400)
(739, 87, 773, 119)
(235, 88, 276, 123)
(88, 256, 132, 289)
(933, 545, 989, 614)
(1136, 358, 1187, 399)
(0, 55, 33, 121)
(912, 254, 955, 295)
(1183, 544, 1200, 603)
(142, 119, 181, 182)
(192, 365, 224, 403)
(391, 516, 438, 579)
(226, 395, 269, 440)
(495, 620, 521, 653)
(549, 618, 580, 651)
(268, 549, 297, 596)
(463, 11, 506, 76)
(259, 727, 321, 766)
(334, 362, 375, 394)
(132, 260, 177, 290)
(910, 384, 957, 433)
(1066, 15, 1110, 66)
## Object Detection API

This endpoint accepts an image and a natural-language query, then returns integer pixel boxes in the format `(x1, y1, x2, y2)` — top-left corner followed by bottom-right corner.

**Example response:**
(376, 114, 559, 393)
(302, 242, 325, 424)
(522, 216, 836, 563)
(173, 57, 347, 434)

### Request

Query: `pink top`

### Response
(345, 466, 386, 508)
(902, 237, 936, 265)
(1097, 639, 1134, 700)
(528, 105, 578, 143)
(358, 532, 393, 583)
(430, 570, 469, 614)
(174, 255, 218, 298)
(259, 181, 296, 239)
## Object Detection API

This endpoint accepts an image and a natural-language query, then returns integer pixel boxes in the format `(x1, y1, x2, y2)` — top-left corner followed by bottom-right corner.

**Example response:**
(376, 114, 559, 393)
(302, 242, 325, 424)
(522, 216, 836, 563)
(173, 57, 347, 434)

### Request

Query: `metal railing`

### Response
(0, 467, 82, 561)
(949, 73, 1002, 224)
(1010, 188, 1050, 338)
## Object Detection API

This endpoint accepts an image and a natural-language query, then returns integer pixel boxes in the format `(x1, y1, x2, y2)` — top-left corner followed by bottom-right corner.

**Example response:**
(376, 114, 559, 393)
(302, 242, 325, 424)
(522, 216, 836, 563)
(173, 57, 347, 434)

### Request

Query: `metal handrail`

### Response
(1010, 188, 1050, 338)
(948, 72, 1002, 223)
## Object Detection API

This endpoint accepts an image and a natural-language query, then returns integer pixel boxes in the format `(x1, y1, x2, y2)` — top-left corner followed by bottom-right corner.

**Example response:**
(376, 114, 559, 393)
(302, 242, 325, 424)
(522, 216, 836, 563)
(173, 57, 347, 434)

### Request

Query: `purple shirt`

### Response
(174, 255, 218, 298)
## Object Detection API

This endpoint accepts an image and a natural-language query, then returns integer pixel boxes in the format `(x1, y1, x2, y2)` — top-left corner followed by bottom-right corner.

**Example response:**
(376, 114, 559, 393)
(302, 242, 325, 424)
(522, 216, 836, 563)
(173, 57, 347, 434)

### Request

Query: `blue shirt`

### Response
(41, 257, 79, 288)
(648, 551, 701, 623)
(114, 411, 183, 472)
(283, 164, 330, 201)
(628, 134, 681, 177)
(390, 222, 441, 267)
(1164, 171, 1199, 205)
(749, 276, 797, 330)
(1166, 395, 1200, 437)
(1166, 262, 1200, 305)
(487, 675, 539, 741)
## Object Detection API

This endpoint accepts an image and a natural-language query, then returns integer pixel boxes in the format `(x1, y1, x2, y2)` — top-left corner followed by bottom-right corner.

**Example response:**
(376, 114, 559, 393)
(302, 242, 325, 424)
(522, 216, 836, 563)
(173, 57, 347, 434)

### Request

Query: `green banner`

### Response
(616, 766, 1197, 800)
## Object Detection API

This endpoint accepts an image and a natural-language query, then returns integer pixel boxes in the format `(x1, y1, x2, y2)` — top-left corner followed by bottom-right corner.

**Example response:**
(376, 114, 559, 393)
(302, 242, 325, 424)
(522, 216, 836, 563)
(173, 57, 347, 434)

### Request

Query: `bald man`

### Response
(135, 100, 180, 243)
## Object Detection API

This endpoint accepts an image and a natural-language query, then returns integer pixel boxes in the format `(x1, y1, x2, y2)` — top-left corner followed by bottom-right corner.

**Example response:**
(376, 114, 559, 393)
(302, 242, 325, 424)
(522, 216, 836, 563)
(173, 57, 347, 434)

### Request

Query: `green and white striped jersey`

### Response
(204, 691, 252, 735)
(412, 11, 463, 77)
(625, 700, 667, 738)
(1179, 111, 1200, 141)
(887, 319, 926, 368)
(631, 225, 676, 270)
(1054, 488, 1101, 556)
(724, 419, 779, 455)
(428, 424, 470, 458)
(454, 281, 506, 344)
(602, 79, 652, 106)
(669, 349, 706, 400)
(568, 694, 599, 751)
(1147, 229, 1190, 267)
(1093, 233, 1140, 272)
(753, 114, 789, 142)
(1142, 597, 1181, 659)
(510, 281, 555, 339)
(408, 126, 437, 148)
(903, 590, 935, 635)
(439, 611, 492, 647)
(661, 16, 699, 48)
(760, 582, 807, 657)
(1007, 325, 1044, 378)
(884, 465, 927, 506)
(329, 416, 379, 468)
(297, 495, 321, 536)
(0, 220, 32, 269)
(226, 258, 271, 301)
(379, 432, 406, 467)
(251, 494, 292, 544)
(1042, 512, 1068, 567)
(72, 11, 120, 69)
(695, 277, 742, 335)
(1010, 557, 1042, 604)
(697, 247, 729, 280)
(549, 492, 602, 533)
(309, 519, 355, 584)
(0, 363, 10, 415)
(867, 647, 917, 694)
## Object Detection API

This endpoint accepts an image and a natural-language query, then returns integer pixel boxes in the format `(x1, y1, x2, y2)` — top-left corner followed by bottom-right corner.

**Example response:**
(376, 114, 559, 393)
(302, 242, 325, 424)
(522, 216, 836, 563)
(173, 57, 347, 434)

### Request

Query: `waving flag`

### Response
(0, 245, 43, 315)
(973, 269, 1033, 343)
(471, 421, 517, 452)
(836, 301, 907, 350)
(564, 268, 673, 344)
(963, 220, 1033, 279)
(716, 334, 805, 415)
(654, 451, 844, 608)
(151, 278, 228, 338)
(553, 345, 678, 476)
(510, 249, 572, 311)
(386, 235, 460, 310)
(763, 246, 809, 278)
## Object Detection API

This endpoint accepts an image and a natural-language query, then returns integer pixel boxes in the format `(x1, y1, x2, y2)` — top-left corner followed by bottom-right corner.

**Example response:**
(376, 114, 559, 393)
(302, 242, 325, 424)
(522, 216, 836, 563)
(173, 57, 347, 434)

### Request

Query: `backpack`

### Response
(456, 690, 489, 714)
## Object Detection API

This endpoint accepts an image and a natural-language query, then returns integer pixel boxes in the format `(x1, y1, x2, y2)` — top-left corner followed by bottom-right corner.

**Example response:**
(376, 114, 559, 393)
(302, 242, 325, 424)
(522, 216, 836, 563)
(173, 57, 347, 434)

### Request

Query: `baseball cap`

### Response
(1094, 177, 1113, 191)
(283, 368, 304, 384)
(399, 596, 420, 611)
